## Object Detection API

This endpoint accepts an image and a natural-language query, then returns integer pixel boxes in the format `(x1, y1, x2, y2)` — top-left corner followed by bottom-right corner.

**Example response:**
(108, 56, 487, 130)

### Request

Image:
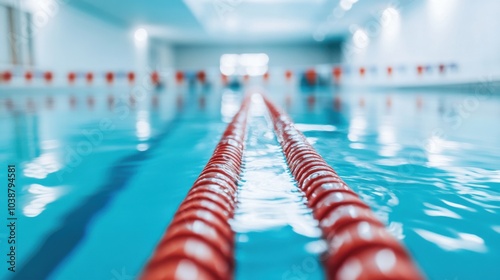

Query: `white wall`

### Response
(342, 0, 500, 86)
(149, 39, 175, 69)
(33, 3, 143, 73)
(0, 0, 157, 86)
(173, 43, 341, 70)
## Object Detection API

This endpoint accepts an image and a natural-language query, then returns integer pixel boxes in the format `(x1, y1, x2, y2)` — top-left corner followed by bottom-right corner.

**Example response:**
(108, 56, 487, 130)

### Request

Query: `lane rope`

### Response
(141, 96, 250, 280)
(262, 94, 424, 280)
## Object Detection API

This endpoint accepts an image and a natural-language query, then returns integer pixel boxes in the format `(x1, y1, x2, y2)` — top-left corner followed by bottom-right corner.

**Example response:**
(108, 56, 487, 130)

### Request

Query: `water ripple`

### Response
(233, 96, 324, 280)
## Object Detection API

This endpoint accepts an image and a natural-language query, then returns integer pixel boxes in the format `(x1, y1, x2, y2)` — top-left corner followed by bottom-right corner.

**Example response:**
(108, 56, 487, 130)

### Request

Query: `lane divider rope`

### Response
(141, 96, 251, 280)
(262, 94, 424, 280)
(0, 63, 458, 86)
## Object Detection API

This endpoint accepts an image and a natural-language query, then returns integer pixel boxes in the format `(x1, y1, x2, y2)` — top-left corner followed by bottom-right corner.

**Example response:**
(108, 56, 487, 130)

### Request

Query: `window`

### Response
(0, 5, 9, 64)
(0, 3, 34, 66)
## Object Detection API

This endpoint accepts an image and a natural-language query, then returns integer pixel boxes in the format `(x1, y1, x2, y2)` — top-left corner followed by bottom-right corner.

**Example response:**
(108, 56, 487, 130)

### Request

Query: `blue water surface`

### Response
(0, 84, 499, 279)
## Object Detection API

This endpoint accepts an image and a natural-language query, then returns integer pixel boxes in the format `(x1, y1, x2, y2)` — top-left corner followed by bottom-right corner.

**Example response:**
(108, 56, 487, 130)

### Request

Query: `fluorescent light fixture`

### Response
(339, 0, 358, 11)
(240, 53, 269, 66)
(381, 6, 400, 25)
(220, 65, 236, 76)
(134, 28, 148, 42)
(340, 0, 353, 11)
(247, 66, 268, 76)
(353, 29, 369, 48)
(221, 54, 239, 66)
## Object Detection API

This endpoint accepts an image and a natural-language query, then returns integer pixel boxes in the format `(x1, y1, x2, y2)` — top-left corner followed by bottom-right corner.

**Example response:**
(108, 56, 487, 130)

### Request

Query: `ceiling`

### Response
(69, 0, 416, 44)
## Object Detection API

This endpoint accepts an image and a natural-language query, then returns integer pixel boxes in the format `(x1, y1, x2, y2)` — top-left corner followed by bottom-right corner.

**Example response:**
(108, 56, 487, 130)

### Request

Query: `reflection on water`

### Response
(136, 110, 152, 151)
(294, 88, 500, 279)
(377, 120, 401, 157)
(221, 89, 243, 123)
(135, 110, 151, 141)
(233, 95, 324, 280)
(23, 152, 62, 179)
(23, 184, 65, 217)
(423, 202, 461, 219)
(347, 114, 367, 142)
(414, 229, 487, 253)
(294, 123, 336, 132)
(1, 85, 500, 279)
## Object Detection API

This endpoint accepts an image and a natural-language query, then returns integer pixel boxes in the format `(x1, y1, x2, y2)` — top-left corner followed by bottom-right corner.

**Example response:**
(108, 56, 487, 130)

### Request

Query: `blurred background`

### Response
(0, 0, 499, 86)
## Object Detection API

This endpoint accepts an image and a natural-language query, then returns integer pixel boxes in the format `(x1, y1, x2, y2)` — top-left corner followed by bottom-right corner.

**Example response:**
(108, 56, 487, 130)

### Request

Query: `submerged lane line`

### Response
(14, 105, 186, 280)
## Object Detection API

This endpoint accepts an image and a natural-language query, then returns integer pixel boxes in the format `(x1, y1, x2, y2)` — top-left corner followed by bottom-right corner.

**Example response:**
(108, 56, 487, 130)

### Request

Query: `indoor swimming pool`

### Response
(1, 84, 499, 280)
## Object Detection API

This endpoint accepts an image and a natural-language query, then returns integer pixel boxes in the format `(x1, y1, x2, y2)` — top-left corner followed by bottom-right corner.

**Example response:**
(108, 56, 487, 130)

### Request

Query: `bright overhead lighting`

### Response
(220, 66, 236, 76)
(134, 28, 148, 42)
(381, 6, 400, 22)
(221, 54, 239, 66)
(353, 29, 369, 48)
(339, 0, 358, 11)
(340, 0, 352, 11)
(220, 53, 269, 76)
(239, 53, 269, 66)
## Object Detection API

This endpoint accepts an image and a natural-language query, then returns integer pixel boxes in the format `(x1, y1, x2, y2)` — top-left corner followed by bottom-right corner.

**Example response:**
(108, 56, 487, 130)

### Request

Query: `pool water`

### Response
(232, 96, 325, 280)
(0, 84, 499, 279)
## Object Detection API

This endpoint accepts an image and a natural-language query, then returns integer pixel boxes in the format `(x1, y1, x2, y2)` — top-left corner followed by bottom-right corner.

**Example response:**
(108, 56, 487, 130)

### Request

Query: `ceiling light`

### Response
(353, 29, 369, 48)
(134, 28, 148, 42)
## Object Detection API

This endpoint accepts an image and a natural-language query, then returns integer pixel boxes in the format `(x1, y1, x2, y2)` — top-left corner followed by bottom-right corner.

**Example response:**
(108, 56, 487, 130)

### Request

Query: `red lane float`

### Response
(25, 71, 34, 83)
(197, 71, 207, 84)
(262, 96, 423, 280)
(86, 72, 94, 85)
(68, 72, 76, 84)
(305, 69, 317, 86)
(105, 72, 114, 85)
(44, 71, 53, 84)
(263, 72, 269, 82)
(141, 96, 251, 280)
(128, 72, 136, 84)
(221, 74, 228, 86)
(151, 71, 160, 85)
(2, 71, 12, 83)
(417, 65, 424, 75)
(333, 67, 342, 84)
(359, 67, 366, 77)
(387, 66, 393, 76)
(176, 71, 184, 85)
(6, 71, 14, 82)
